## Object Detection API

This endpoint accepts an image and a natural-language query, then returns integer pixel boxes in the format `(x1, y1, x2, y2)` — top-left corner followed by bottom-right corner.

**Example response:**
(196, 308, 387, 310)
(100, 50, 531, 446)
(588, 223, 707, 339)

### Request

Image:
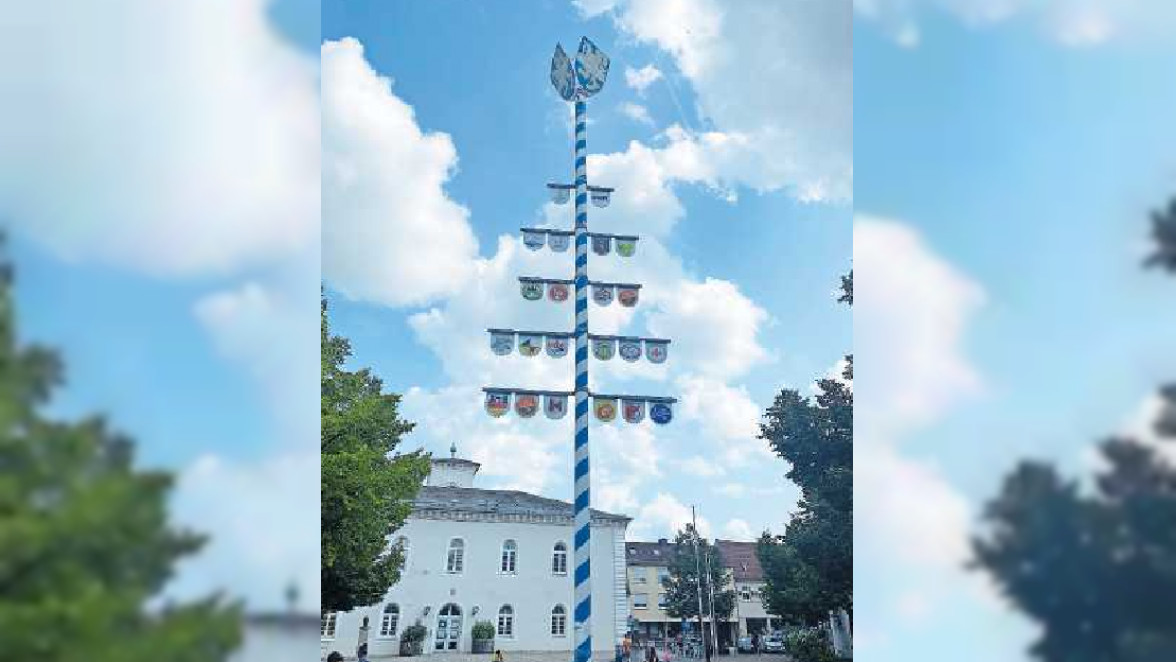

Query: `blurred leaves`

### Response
(0, 237, 241, 659)
(321, 296, 430, 613)
(975, 196, 1176, 662)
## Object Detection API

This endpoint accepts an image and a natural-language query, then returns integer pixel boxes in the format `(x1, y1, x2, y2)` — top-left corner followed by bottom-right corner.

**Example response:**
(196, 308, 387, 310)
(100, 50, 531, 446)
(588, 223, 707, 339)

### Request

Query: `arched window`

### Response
(380, 603, 400, 637)
(551, 604, 567, 636)
(552, 542, 568, 575)
(320, 612, 338, 639)
(501, 539, 518, 574)
(447, 538, 464, 574)
(497, 605, 514, 637)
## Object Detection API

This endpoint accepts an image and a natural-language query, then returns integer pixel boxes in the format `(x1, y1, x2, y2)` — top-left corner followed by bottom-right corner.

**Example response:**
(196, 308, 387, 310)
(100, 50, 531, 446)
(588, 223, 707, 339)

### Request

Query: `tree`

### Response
(661, 526, 736, 645)
(0, 240, 242, 659)
(973, 196, 1176, 661)
(757, 271, 853, 625)
(1144, 196, 1176, 273)
(321, 296, 431, 613)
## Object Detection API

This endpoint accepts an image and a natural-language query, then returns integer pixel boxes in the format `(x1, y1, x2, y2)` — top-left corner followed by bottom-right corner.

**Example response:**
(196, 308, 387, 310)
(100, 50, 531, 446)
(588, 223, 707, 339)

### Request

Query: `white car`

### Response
(761, 636, 785, 654)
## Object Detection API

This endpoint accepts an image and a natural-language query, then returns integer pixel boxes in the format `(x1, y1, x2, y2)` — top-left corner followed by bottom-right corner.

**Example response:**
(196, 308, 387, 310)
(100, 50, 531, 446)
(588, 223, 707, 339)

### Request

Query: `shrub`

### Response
(785, 628, 837, 662)
(472, 620, 496, 640)
(402, 622, 428, 643)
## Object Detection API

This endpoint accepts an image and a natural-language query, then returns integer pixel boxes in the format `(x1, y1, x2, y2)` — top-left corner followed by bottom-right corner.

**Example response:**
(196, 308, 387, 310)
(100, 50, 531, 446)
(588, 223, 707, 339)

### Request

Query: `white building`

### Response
(323, 452, 631, 660)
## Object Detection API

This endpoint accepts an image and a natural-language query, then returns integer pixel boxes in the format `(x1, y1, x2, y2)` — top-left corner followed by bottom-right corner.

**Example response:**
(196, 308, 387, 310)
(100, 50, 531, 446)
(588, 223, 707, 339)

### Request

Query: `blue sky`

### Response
(2, 0, 321, 611)
(855, 3, 1176, 660)
(321, 0, 851, 548)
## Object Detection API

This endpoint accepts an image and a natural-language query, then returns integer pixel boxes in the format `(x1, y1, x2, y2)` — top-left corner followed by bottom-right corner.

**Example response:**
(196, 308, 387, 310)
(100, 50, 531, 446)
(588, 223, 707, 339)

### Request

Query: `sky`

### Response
(320, 0, 851, 555)
(0, 0, 320, 611)
(854, 2, 1176, 660)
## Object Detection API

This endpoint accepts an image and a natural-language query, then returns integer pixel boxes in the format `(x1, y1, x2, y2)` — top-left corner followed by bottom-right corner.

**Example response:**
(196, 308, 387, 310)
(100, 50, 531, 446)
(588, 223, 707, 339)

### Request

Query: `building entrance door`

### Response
(435, 603, 463, 651)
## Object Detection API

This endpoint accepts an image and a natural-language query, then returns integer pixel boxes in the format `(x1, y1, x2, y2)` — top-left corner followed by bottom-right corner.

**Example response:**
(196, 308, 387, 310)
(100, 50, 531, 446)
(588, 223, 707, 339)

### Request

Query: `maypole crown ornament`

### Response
(551, 37, 610, 101)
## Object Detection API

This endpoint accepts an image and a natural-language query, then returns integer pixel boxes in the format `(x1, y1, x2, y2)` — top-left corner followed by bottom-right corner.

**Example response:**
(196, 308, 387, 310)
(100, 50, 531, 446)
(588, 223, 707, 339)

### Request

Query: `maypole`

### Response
(483, 37, 676, 662)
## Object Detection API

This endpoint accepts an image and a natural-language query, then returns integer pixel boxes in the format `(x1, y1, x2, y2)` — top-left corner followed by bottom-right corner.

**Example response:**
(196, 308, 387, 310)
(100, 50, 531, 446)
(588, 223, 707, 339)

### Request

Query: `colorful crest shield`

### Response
(521, 280, 544, 301)
(545, 394, 568, 420)
(645, 340, 668, 364)
(548, 232, 571, 252)
(592, 235, 611, 256)
(518, 334, 543, 357)
(593, 337, 616, 361)
(485, 391, 510, 418)
(547, 282, 570, 302)
(515, 393, 539, 418)
(490, 332, 514, 356)
(650, 402, 673, 425)
(545, 335, 569, 358)
(615, 238, 637, 257)
(523, 230, 545, 251)
(550, 187, 571, 205)
(619, 339, 642, 362)
(594, 397, 618, 423)
(622, 399, 646, 424)
(592, 284, 614, 307)
(617, 287, 639, 308)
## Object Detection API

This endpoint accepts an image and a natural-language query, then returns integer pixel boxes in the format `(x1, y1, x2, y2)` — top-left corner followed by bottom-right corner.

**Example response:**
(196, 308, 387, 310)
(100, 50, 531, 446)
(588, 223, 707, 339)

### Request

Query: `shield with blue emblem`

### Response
(650, 402, 672, 425)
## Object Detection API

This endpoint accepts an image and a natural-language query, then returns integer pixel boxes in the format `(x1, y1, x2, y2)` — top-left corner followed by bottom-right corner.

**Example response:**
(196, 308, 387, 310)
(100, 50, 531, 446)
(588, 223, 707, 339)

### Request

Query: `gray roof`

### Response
(626, 540, 678, 566)
(412, 486, 630, 524)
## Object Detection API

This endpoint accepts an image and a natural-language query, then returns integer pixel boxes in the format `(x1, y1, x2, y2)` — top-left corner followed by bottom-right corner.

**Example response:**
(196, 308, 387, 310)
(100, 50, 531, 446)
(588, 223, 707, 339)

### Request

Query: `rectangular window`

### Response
(657, 569, 669, 584)
(321, 612, 337, 639)
(552, 611, 567, 636)
(447, 545, 464, 574)
(657, 593, 667, 609)
(634, 594, 648, 610)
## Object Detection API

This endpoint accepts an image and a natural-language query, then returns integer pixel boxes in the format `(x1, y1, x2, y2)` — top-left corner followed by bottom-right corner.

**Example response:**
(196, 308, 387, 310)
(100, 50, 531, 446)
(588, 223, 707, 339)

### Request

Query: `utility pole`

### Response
(484, 37, 677, 662)
(703, 548, 719, 656)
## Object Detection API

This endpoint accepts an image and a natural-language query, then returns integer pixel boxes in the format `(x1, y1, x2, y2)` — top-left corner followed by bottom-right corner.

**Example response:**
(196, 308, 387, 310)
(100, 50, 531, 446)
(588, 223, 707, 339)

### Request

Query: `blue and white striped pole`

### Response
(572, 97, 593, 662)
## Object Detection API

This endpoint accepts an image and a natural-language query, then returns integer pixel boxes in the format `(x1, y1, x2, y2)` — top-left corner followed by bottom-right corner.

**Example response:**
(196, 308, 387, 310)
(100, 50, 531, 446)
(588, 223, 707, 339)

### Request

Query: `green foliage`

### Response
(757, 274, 852, 624)
(472, 620, 496, 640)
(321, 297, 431, 612)
(785, 629, 836, 662)
(661, 526, 736, 622)
(1144, 197, 1176, 272)
(0, 240, 241, 659)
(401, 622, 428, 643)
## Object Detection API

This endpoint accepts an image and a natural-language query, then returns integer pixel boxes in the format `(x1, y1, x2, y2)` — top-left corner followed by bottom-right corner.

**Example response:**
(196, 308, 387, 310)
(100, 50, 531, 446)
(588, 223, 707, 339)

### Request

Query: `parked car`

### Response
(760, 636, 785, 654)
(737, 637, 755, 653)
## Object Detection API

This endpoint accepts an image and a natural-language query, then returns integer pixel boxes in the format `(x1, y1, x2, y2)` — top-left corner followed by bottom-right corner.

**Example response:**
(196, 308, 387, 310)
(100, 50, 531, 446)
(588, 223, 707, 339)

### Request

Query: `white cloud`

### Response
(624, 64, 664, 94)
(578, 0, 852, 202)
(856, 0, 1176, 47)
(321, 37, 479, 307)
(722, 518, 757, 541)
(629, 492, 712, 540)
(170, 449, 319, 611)
(619, 102, 655, 125)
(194, 274, 319, 446)
(855, 216, 986, 438)
(0, 0, 319, 277)
(680, 456, 726, 478)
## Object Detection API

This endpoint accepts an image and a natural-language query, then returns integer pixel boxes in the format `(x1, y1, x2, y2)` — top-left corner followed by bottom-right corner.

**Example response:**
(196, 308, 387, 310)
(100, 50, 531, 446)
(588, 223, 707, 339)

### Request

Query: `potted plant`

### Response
(400, 622, 428, 657)
(471, 620, 496, 654)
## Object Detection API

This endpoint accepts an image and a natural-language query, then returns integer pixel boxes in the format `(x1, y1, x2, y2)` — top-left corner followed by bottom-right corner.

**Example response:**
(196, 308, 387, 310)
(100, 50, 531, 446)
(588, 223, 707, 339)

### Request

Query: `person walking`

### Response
(494, 650, 505, 662)
(623, 635, 632, 662)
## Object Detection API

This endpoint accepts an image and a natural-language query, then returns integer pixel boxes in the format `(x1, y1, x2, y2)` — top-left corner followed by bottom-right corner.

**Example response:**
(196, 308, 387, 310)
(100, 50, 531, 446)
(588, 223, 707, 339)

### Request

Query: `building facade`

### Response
(625, 539, 782, 647)
(324, 455, 631, 660)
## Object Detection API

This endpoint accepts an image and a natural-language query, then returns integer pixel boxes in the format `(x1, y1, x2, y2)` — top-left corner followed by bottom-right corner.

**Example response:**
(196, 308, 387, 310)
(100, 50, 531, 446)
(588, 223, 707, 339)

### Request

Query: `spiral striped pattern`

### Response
(572, 98, 592, 662)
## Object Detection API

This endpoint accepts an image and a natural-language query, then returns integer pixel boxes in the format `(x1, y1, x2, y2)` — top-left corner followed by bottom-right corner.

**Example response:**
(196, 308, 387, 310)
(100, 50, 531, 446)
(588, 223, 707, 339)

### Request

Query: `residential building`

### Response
(323, 451, 632, 660)
(624, 539, 783, 648)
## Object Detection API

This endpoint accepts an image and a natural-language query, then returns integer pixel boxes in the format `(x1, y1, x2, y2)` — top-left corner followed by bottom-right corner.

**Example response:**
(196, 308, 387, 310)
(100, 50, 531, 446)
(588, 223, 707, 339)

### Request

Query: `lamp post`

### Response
(483, 37, 677, 662)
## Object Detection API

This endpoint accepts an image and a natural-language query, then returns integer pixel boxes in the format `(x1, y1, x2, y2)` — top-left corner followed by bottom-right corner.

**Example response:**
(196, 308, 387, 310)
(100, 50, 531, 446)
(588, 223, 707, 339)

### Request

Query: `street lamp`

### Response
(484, 37, 677, 662)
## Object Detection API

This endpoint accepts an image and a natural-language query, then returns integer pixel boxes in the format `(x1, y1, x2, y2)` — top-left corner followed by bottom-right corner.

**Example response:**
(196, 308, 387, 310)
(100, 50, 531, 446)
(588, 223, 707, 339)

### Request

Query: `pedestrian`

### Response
(648, 644, 658, 662)
(494, 650, 505, 662)
(751, 633, 759, 655)
(623, 635, 632, 662)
